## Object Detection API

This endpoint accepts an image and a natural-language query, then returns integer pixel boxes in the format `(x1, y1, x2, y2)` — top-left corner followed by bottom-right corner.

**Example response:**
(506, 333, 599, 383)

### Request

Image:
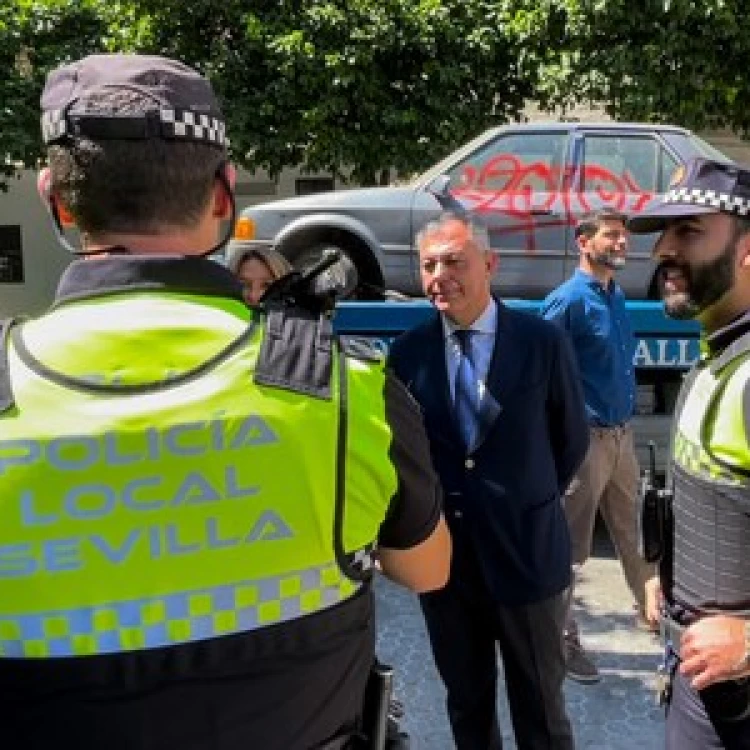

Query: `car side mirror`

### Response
(425, 173, 468, 217)
(426, 173, 452, 195)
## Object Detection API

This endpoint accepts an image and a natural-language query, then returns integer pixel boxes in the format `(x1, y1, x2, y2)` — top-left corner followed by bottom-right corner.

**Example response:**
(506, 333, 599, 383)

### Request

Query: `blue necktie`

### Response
(453, 329, 480, 448)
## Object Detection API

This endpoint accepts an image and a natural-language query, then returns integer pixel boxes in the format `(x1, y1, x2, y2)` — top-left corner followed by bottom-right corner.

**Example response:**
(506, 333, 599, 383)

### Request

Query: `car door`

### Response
(413, 129, 573, 298)
(566, 130, 680, 298)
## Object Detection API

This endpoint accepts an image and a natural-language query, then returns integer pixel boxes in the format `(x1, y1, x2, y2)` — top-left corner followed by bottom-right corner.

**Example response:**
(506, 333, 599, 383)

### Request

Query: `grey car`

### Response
(232, 122, 730, 299)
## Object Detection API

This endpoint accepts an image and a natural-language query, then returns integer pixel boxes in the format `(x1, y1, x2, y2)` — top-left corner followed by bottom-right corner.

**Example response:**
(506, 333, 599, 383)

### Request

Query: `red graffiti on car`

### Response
(451, 155, 654, 252)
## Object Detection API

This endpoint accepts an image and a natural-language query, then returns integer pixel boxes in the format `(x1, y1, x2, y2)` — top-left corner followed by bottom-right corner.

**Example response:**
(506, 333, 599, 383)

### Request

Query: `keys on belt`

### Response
(659, 613, 686, 657)
(655, 668, 671, 707)
(655, 613, 684, 707)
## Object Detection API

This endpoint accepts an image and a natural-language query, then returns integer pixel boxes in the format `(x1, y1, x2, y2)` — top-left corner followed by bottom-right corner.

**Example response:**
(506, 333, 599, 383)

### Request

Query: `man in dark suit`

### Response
(388, 212, 589, 749)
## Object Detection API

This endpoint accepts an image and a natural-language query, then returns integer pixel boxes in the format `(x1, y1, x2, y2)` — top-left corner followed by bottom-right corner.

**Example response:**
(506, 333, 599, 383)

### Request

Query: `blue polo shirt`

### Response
(541, 269, 636, 427)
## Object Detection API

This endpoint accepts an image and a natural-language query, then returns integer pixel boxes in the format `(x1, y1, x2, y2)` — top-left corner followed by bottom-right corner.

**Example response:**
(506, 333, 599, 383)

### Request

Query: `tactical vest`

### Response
(0, 292, 396, 658)
(668, 330, 750, 612)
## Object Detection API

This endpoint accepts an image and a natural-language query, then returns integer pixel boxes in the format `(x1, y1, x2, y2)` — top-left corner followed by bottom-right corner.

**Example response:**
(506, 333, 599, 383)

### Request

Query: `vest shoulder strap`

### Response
(711, 328, 750, 375)
(338, 335, 384, 364)
(332, 340, 372, 584)
(672, 330, 750, 482)
(700, 351, 750, 478)
(0, 317, 20, 413)
(254, 306, 373, 583)
(254, 305, 334, 399)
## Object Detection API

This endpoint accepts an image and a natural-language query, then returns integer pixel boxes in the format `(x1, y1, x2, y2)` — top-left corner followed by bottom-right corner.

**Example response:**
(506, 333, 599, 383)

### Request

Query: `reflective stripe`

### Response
(0, 562, 361, 658)
(673, 432, 744, 485)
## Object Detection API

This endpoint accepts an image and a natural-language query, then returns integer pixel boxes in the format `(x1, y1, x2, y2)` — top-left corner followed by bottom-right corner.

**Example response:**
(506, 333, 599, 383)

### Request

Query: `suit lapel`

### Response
(410, 318, 460, 446)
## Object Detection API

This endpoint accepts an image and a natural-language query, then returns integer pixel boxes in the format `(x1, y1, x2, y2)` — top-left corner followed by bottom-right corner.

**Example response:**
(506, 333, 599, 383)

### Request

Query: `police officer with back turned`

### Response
(0, 53, 450, 750)
(629, 158, 750, 749)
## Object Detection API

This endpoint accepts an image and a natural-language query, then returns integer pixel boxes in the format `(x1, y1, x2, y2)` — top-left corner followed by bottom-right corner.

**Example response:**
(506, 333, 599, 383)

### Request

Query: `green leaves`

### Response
(4, 0, 749, 193)
(544, 0, 750, 138)
(0, 1, 107, 190)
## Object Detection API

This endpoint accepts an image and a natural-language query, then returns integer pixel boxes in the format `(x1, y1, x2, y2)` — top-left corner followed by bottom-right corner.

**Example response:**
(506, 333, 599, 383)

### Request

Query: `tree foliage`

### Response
(4, 1, 750, 192)
(542, 0, 750, 137)
(0, 1, 108, 189)
(126, 0, 562, 184)
(1, 0, 564, 187)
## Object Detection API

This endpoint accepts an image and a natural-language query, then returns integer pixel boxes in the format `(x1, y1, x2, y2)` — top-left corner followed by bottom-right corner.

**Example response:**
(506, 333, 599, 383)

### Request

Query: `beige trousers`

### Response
(563, 424, 654, 638)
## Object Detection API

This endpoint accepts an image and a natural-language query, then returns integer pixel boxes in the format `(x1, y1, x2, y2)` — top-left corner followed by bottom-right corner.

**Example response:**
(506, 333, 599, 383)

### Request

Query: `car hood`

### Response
(247, 186, 418, 214)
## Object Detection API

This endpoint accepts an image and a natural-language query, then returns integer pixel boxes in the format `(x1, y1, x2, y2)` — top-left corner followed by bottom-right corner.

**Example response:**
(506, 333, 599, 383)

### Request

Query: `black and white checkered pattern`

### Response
(160, 108, 228, 146)
(41, 107, 228, 148)
(665, 187, 750, 216)
(41, 110, 67, 143)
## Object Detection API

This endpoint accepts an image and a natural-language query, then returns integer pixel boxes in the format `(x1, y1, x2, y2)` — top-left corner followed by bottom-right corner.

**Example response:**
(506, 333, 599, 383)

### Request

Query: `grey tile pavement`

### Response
(375, 526, 666, 749)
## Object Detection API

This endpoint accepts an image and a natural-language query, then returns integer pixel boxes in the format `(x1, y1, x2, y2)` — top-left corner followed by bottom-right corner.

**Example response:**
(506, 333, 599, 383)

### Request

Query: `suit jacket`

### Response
(388, 300, 589, 605)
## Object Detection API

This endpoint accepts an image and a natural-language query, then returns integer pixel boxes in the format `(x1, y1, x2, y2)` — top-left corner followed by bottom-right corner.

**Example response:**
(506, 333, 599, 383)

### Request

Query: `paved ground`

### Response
(375, 523, 665, 749)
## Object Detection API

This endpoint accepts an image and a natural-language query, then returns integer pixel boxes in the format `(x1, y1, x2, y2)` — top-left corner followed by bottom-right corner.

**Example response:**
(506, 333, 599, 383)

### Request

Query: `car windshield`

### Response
(687, 134, 733, 163)
(409, 127, 503, 187)
(688, 134, 732, 161)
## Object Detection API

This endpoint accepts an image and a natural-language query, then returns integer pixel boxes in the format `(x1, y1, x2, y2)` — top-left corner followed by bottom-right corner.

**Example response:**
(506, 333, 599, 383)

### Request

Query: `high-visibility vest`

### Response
(0, 292, 397, 658)
(669, 330, 750, 610)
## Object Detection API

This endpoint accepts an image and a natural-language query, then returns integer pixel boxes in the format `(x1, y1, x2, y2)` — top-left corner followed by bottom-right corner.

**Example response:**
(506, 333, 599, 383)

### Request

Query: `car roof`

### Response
(416, 121, 692, 186)
(497, 121, 689, 134)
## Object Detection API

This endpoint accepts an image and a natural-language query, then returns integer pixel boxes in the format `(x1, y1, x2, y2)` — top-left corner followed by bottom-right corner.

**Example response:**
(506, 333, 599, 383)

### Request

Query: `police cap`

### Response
(628, 157, 750, 234)
(41, 53, 228, 149)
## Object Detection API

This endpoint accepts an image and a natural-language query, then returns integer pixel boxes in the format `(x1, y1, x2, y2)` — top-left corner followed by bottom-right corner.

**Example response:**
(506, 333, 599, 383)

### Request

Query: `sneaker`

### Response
(565, 640, 601, 684)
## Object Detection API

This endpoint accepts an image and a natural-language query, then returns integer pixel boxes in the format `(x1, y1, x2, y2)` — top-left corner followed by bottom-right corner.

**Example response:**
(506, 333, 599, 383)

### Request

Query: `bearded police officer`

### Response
(629, 158, 750, 749)
(0, 54, 450, 750)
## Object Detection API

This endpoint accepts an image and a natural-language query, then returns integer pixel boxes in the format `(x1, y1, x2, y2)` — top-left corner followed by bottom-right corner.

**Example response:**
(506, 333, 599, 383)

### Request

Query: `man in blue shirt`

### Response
(542, 209, 655, 684)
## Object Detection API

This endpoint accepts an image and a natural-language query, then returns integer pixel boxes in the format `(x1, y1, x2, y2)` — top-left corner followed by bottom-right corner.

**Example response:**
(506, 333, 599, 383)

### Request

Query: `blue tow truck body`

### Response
(334, 299, 700, 473)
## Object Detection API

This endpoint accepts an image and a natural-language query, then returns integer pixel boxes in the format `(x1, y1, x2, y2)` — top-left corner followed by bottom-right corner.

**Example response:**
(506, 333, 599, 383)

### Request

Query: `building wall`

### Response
(0, 170, 70, 317)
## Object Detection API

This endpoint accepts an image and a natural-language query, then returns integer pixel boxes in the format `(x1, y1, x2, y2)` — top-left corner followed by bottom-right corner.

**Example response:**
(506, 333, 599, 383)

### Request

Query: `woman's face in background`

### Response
(237, 256, 275, 305)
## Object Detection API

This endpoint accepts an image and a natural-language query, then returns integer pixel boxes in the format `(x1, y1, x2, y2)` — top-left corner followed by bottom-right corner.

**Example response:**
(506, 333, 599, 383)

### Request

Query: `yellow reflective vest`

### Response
(0, 291, 397, 658)
(669, 330, 750, 609)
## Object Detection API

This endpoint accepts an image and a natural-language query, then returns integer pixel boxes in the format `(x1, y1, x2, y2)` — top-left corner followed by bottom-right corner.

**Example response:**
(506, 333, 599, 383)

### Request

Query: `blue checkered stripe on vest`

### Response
(0, 562, 359, 658)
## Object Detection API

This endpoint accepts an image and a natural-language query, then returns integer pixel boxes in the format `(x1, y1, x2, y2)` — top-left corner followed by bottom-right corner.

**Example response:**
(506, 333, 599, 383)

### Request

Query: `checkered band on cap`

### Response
(664, 187, 750, 217)
(41, 106, 229, 148)
(160, 108, 228, 147)
(41, 110, 67, 143)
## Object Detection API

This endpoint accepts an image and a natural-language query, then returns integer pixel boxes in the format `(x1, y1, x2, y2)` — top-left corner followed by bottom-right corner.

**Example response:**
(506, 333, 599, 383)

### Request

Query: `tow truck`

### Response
(334, 299, 700, 474)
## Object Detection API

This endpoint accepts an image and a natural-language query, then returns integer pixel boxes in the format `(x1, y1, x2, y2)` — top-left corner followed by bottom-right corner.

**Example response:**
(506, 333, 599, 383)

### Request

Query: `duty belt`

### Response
(658, 609, 750, 722)
(659, 613, 686, 656)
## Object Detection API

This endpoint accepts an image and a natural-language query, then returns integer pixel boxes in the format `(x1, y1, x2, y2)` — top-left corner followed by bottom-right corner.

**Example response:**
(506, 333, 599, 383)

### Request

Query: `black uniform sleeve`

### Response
(546, 324, 590, 493)
(378, 370, 443, 549)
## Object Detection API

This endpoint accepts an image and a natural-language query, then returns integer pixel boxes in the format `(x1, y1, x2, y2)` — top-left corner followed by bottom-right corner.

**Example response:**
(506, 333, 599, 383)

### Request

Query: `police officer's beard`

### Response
(657, 244, 736, 320)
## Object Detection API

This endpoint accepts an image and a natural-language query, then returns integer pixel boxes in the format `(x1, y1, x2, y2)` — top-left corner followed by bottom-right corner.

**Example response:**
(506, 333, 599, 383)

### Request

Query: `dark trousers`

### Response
(419, 549, 573, 750)
(667, 670, 750, 749)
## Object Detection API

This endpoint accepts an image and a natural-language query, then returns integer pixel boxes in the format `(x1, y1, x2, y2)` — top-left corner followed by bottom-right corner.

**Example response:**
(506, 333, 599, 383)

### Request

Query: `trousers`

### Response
(563, 425, 654, 637)
(667, 670, 750, 749)
(419, 538, 573, 749)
